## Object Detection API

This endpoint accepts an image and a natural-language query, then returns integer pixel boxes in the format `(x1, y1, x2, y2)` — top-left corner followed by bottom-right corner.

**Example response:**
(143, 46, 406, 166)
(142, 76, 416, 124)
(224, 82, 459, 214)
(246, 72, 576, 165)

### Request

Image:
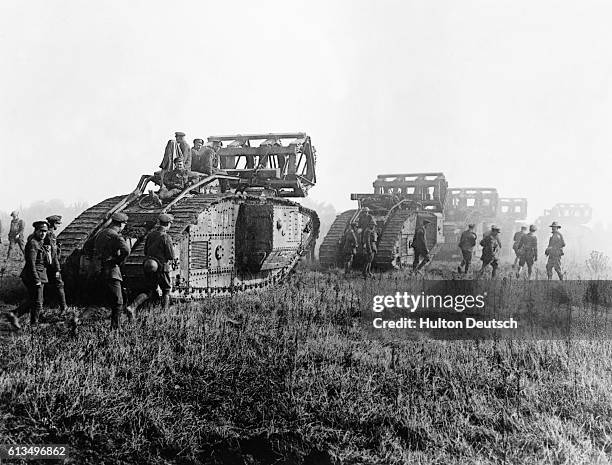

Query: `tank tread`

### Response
(319, 209, 357, 268)
(373, 208, 414, 269)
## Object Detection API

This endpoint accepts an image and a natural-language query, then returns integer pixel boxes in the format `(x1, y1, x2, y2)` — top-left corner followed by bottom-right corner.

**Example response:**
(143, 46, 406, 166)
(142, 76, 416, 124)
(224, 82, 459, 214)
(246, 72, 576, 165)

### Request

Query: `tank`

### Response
(435, 187, 500, 261)
(58, 133, 320, 300)
(319, 173, 447, 270)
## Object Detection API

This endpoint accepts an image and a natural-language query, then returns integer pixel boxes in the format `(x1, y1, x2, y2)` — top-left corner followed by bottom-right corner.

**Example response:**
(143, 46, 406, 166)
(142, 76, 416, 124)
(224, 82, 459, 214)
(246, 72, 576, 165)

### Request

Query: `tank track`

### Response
(318, 209, 357, 268)
(373, 208, 415, 269)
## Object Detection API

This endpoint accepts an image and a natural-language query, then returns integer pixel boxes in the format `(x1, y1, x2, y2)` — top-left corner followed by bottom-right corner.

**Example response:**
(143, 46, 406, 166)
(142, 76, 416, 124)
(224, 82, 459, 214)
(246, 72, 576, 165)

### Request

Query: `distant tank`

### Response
(435, 187, 499, 261)
(58, 133, 320, 299)
(319, 173, 447, 270)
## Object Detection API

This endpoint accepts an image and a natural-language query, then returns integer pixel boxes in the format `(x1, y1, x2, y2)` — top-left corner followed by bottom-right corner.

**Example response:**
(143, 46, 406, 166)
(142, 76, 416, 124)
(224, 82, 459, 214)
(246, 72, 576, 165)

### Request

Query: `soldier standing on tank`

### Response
(94, 212, 130, 329)
(512, 226, 527, 268)
(6, 211, 25, 260)
(545, 221, 565, 280)
(44, 215, 68, 313)
(125, 213, 176, 318)
(5, 221, 51, 329)
(516, 225, 538, 279)
(477, 225, 502, 278)
(362, 223, 377, 278)
(159, 131, 192, 186)
(341, 222, 358, 274)
(412, 219, 431, 274)
(457, 223, 477, 274)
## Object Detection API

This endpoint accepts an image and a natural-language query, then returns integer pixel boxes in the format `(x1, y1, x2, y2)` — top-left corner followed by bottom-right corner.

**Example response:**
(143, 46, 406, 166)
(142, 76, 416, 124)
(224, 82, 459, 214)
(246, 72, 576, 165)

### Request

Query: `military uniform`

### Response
(546, 228, 565, 280)
(517, 232, 537, 277)
(458, 228, 477, 273)
(11, 223, 51, 325)
(513, 230, 526, 266)
(43, 216, 68, 311)
(362, 227, 377, 277)
(479, 230, 502, 277)
(341, 227, 358, 273)
(160, 137, 192, 171)
(7, 216, 25, 259)
(412, 223, 430, 272)
(94, 215, 130, 328)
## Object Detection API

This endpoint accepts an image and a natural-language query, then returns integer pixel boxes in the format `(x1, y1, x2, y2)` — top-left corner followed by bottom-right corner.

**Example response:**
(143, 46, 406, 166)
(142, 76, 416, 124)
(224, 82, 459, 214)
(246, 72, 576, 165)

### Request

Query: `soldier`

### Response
(6, 210, 25, 260)
(477, 225, 502, 278)
(341, 222, 359, 274)
(512, 226, 527, 268)
(125, 213, 176, 318)
(357, 207, 376, 248)
(157, 157, 202, 199)
(94, 212, 130, 329)
(516, 225, 538, 279)
(190, 138, 207, 171)
(545, 221, 565, 280)
(362, 223, 377, 278)
(457, 223, 477, 274)
(44, 215, 68, 313)
(5, 221, 51, 329)
(159, 131, 192, 185)
(412, 219, 431, 273)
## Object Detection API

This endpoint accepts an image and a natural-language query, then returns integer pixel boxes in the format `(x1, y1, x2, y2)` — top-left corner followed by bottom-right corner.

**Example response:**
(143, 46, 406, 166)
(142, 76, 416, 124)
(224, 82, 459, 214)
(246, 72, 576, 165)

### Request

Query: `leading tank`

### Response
(58, 133, 320, 299)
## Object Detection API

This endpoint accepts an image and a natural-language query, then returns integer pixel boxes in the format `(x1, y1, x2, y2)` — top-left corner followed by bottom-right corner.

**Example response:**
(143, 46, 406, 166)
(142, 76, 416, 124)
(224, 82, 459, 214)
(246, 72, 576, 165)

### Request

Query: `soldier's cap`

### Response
(490, 224, 500, 231)
(10, 210, 18, 216)
(111, 212, 129, 223)
(521, 225, 527, 230)
(46, 215, 62, 224)
(529, 225, 537, 232)
(159, 213, 174, 223)
(33, 220, 49, 231)
(549, 221, 561, 228)
(193, 138, 204, 144)
(173, 156, 183, 163)
(175, 131, 186, 137)
(468, 223, 475, 228)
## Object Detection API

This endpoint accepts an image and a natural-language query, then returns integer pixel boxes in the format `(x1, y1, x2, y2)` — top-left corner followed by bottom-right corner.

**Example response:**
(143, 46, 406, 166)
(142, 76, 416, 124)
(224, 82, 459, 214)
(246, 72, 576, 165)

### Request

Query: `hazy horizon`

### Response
(1, 0, 610, 226)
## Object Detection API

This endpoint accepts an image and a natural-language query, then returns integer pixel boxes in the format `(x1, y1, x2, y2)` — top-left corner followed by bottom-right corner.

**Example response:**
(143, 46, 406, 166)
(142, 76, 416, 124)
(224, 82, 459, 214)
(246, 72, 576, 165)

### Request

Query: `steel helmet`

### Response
(143, 258, 159, 273)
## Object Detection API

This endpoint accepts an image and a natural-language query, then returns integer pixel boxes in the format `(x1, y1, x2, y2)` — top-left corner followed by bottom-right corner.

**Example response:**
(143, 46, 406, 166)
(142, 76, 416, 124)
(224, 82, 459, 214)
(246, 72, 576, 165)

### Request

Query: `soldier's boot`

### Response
(557, 270, 564, 281)
(6, 312, 21, 330)
(126, 293, 148, 321)
(110, 309, 120, 330)
(161, 293, 170, 311)
(58, 288, 68, 314)
(30, 307, 40, 326)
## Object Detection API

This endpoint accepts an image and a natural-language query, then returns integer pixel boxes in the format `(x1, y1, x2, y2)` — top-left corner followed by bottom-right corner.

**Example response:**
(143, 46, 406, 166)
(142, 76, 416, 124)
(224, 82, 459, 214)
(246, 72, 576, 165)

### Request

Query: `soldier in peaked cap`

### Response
(125, 213, 176, 318)
(5, 221, 51, 329)
(159, 131, 192, 182)
(43, 215, 67, 313)
(6, 210, 25, 260)
(93, 211, 130, 329)
(545, 221, 565, 280)
(477, 225, 502, 278)
(412, 219, 431, 274)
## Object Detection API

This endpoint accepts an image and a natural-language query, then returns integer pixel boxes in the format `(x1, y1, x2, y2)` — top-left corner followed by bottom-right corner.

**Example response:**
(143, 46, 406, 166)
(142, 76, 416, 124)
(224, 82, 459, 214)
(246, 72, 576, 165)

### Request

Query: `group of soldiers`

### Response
(456, 221, 566, 279)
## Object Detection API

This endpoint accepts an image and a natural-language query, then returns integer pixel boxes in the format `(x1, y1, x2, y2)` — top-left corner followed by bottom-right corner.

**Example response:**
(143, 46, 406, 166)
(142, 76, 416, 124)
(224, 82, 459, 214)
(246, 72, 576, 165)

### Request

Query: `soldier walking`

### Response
(412, 219, 431, 274)
(512, 226, 527, 268)
(545, 221, 565, 280)
(362, 223, 377, 278)
(125, 213, 175, 318)
(457, 223, 477, 274)
(94, 212, 130, 329)
(341, 222, 358, 274)
(6, 211, 25, 260)
(516, 225, 538, 279)
(5, 221, 51, 329)
(44, 215, 68, 313)
(477, 225, 501, 278)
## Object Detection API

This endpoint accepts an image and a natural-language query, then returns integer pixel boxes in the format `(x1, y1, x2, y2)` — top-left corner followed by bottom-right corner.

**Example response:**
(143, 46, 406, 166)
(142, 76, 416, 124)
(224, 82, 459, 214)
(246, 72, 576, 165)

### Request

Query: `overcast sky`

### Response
(1, 0, 610, 225)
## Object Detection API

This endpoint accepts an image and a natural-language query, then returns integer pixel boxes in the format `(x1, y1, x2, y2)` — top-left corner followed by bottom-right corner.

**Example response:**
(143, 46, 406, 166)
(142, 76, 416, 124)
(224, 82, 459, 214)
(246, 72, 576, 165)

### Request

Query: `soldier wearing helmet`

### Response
(545, 221, 565, 280)
(477, 225, 502, 278)
(125, 213, 176, 318)
(5, 221, 51, 329)
(6, 210, 25, 260)
(93, 212, 131, 329)
(516, 225, 538, 279)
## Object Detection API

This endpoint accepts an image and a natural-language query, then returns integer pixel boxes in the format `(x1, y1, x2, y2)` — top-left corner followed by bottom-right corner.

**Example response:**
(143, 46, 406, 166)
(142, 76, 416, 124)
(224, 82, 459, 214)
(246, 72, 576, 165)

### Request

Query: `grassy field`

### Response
(1, 244, 612, 464)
